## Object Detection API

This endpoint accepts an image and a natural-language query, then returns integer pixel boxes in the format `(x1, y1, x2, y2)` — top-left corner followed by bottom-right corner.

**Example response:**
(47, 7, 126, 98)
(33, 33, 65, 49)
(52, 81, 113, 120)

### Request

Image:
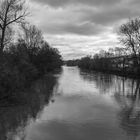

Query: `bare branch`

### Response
(0, 0, 28, 51)
(0, 14, 4, 22)
(0, 23, 2, 29)
(6, 13, 25, 25)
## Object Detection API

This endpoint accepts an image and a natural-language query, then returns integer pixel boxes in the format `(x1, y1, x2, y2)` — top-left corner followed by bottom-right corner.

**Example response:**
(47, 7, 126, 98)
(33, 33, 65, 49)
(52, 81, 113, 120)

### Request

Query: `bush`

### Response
(0, 40, 62, 101)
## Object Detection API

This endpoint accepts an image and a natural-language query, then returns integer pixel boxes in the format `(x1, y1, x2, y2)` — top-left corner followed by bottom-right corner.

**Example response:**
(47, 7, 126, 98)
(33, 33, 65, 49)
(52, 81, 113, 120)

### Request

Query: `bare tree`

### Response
(21, 23, 43, 49)
(0, 0, 28, 53)
(114, 47, 126, 57)
(119, 18, 140, 65)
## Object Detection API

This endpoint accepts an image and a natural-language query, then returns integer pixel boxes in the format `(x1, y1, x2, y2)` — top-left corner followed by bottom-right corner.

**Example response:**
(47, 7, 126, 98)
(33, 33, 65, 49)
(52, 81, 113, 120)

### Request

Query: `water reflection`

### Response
(0, 74, 58, 140)
(80, 70, 114, 94)
(1, 66, 140, 140)
(80, 69, 140, 96)
(115, 80, 140, 140)
(80, 68, 140, 140)
(22, 67, 140, 140)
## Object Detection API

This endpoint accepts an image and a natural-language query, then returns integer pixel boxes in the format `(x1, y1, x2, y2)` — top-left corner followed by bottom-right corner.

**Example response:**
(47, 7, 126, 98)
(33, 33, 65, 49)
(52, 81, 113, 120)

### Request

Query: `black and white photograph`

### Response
(0, 0, 140, 140)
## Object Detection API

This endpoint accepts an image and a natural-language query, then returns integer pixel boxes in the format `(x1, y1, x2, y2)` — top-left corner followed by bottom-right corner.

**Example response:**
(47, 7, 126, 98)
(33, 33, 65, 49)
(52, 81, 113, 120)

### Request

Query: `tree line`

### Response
(0, 0, 63, 101)
(66, 18, 140, 77)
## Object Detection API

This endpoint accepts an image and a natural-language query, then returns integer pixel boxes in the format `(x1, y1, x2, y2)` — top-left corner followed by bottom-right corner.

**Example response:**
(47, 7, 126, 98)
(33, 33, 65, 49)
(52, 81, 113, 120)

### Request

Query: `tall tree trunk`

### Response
(131, 42, 139, 67)
(0, 27, 6, 53)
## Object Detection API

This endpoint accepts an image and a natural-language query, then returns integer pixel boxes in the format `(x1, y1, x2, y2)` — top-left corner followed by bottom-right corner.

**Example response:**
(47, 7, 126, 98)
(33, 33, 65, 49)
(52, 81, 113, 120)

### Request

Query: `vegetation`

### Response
(65, 59, 80, 66)
(0, 0, 63, 101)
(0, 74, 58, 139)
(66, 18, 140, 77)
(0, 0, 28, 52)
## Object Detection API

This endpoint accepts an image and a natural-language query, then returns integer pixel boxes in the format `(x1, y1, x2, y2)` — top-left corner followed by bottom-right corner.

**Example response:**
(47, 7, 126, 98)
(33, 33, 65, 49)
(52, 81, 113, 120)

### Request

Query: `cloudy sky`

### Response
(27, 0, 140, 60)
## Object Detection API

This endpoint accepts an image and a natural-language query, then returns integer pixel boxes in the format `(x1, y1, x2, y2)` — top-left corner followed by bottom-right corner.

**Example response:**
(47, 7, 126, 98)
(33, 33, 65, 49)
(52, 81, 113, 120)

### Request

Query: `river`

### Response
(1, 66, 140, 140)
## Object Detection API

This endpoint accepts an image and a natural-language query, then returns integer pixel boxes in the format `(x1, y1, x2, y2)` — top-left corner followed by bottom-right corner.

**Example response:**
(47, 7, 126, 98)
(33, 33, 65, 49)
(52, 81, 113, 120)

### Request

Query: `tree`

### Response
(114, 47, 126, 57)
(0, 26, 12, 48)
(119, 18, 140, 65)
(0, 0, 28, 53)
(21, 23, 43, 49)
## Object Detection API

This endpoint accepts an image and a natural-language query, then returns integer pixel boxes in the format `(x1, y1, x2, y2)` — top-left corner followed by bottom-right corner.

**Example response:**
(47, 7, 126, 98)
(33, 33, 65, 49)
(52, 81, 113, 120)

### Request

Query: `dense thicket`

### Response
(0, 39, 62, 100)
(65, 59, 80, 66)
(0, 0, 63, 100)
(78, 54, 140, 77)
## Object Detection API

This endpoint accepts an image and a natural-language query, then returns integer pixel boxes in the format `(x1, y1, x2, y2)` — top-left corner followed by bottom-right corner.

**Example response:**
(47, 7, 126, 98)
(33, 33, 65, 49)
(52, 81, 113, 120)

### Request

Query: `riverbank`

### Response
(0, 72, 58, 139)
(66, 56, 140, 79)
(11, 66, 140, 140)
(79, 67, 140, 79)
(0, 41, 63, 103)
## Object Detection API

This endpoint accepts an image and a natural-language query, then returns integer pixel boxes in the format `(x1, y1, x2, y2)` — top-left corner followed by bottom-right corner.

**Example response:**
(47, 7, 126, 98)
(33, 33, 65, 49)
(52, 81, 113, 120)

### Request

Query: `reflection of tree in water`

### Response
(79, 69, 138, 97)
(0, 75, 58, 140)
(80, 70, 115, 93)
(80, 69, 140, 139)
(114, 80, 140, 140)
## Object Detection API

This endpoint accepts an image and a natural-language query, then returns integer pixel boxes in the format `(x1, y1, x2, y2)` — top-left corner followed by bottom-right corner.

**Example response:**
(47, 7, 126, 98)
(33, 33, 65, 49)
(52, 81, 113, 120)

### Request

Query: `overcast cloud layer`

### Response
(28, 0, 140, 60)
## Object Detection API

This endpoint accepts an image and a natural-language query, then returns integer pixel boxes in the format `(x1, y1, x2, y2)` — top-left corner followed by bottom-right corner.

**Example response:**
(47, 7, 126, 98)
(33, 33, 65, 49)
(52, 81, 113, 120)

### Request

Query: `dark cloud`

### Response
(29, 0, 140, 59)
(30, 0, 140, 36)
(81, 6, 140, 26)
(63, 23, 106, 35)
(32, 0, 122, 7)
(40, 21, 108, 36)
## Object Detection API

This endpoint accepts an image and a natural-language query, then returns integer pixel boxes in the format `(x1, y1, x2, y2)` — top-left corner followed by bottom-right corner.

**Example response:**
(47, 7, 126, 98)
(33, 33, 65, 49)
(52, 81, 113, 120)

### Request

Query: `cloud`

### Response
(29, 0, 140, 36)
(28, 4, 111, 36)
(41, 21, 108, 35)
(44, 35, 119, 60)
(81, 4, 140, 26)
(28, 0, 140, 59)
(31, 0, 121, 7)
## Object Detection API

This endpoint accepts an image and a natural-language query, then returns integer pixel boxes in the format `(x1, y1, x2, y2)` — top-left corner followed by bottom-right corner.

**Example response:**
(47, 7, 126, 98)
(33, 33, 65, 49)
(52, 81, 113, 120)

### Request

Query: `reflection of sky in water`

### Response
(12, 66, 140, 140)
(25, 94, 121, 140)
(56, 67, 99, 95)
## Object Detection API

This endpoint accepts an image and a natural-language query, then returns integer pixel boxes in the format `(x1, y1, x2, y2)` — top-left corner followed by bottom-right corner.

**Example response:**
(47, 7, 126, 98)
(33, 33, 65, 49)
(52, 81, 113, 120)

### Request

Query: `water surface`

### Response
(1, 66, 140, 140)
